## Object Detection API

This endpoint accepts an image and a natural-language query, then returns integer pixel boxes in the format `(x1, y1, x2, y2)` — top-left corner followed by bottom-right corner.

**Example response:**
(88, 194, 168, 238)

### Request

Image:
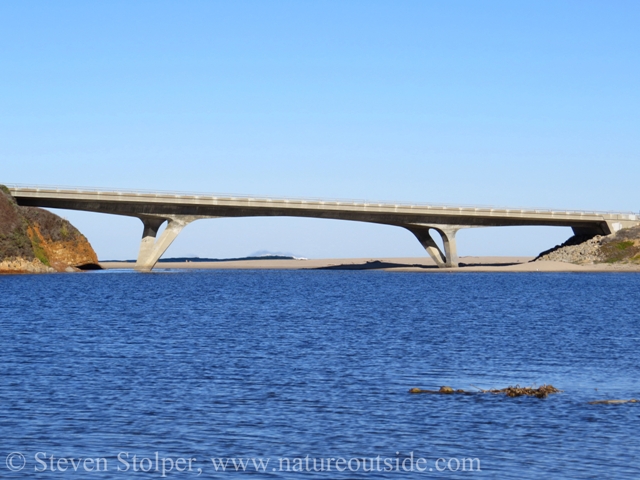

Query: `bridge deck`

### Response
(7, 185, 637, 229)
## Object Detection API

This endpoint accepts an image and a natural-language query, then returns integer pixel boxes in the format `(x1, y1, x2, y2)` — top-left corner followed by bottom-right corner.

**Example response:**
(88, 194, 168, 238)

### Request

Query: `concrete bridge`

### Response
(8, 185, 639, 271)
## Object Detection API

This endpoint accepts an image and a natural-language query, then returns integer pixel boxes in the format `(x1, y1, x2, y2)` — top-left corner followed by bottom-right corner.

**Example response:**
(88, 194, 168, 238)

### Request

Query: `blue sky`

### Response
(2, 1, 638, 260)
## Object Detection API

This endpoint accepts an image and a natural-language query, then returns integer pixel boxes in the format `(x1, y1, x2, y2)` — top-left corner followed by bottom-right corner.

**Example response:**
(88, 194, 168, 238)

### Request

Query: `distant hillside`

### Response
(0, 185, 99, 273)
(535, 226, 640, 265)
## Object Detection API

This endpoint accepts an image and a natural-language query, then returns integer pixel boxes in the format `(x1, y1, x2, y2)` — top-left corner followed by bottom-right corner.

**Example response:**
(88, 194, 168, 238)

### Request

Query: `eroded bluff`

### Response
(0, 185, 99, 273)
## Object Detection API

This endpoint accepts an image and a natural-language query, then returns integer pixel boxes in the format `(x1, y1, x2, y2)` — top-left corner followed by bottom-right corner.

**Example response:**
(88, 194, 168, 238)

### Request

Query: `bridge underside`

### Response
(13, 193, 634, 272)
(128, 215, 608, 272)
(132, 214, 467, 271)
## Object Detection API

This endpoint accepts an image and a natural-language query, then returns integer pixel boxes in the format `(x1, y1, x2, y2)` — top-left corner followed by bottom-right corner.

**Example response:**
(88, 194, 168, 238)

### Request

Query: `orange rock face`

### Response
(0, 186, 99, 273)
(27, 224, 98, 271)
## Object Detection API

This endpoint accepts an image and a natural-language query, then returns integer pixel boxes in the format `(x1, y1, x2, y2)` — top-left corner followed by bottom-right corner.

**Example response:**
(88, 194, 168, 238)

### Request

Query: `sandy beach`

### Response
(99, 256, 640, 273)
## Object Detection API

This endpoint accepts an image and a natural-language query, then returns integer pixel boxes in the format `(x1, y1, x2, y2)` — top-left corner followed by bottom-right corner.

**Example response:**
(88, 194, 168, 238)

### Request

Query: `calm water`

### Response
(1, 270, 639, 478)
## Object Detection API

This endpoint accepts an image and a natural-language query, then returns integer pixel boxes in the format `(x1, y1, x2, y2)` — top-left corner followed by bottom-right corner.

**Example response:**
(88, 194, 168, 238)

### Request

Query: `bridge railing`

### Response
(5, 183, 638, 219)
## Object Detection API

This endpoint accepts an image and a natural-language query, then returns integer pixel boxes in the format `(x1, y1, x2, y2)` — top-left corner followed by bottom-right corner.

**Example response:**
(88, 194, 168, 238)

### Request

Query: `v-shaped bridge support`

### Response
(135, 215, 208, 272)
(404, 224, 462, 268)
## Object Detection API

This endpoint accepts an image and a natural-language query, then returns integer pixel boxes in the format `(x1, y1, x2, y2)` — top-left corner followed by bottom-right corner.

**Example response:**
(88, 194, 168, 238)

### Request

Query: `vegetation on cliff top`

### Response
(536, 225, 640, 264)
(0, 185, 99, 271)
(599, 226, 640, 263)
(0, 186, 34, 260)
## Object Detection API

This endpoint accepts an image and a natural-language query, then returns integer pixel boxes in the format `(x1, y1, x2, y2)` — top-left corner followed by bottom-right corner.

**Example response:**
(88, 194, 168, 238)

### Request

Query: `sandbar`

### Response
(99, 257, 640, 273)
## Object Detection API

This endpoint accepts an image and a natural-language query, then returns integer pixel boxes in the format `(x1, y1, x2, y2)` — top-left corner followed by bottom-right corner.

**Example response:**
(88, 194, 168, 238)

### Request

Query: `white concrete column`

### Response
(136, 217, 166, 270)
(135, 215, 201, 272)
(405, 225, 461, 268)
(437, 226, 460, 268)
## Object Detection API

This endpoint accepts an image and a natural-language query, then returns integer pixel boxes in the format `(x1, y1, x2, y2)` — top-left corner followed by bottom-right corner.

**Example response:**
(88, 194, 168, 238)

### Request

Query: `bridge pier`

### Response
(135, 215, 204, 271)
(405, 225, 460, 268)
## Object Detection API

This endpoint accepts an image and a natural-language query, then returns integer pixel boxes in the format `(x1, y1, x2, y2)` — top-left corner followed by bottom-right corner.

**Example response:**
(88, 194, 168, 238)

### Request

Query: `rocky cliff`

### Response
(0, 185, 99, 273)
(535, 226, 640, 265)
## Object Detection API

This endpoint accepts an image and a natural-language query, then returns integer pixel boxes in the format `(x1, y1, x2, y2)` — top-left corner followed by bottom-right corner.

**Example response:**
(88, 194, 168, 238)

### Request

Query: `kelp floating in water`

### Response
(409, 384, 561, 399)
(409, 386, 468, 395)
(408, 386, 639, 404)
(588, 399, 638, 405)
(484, 384, 561, 398)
